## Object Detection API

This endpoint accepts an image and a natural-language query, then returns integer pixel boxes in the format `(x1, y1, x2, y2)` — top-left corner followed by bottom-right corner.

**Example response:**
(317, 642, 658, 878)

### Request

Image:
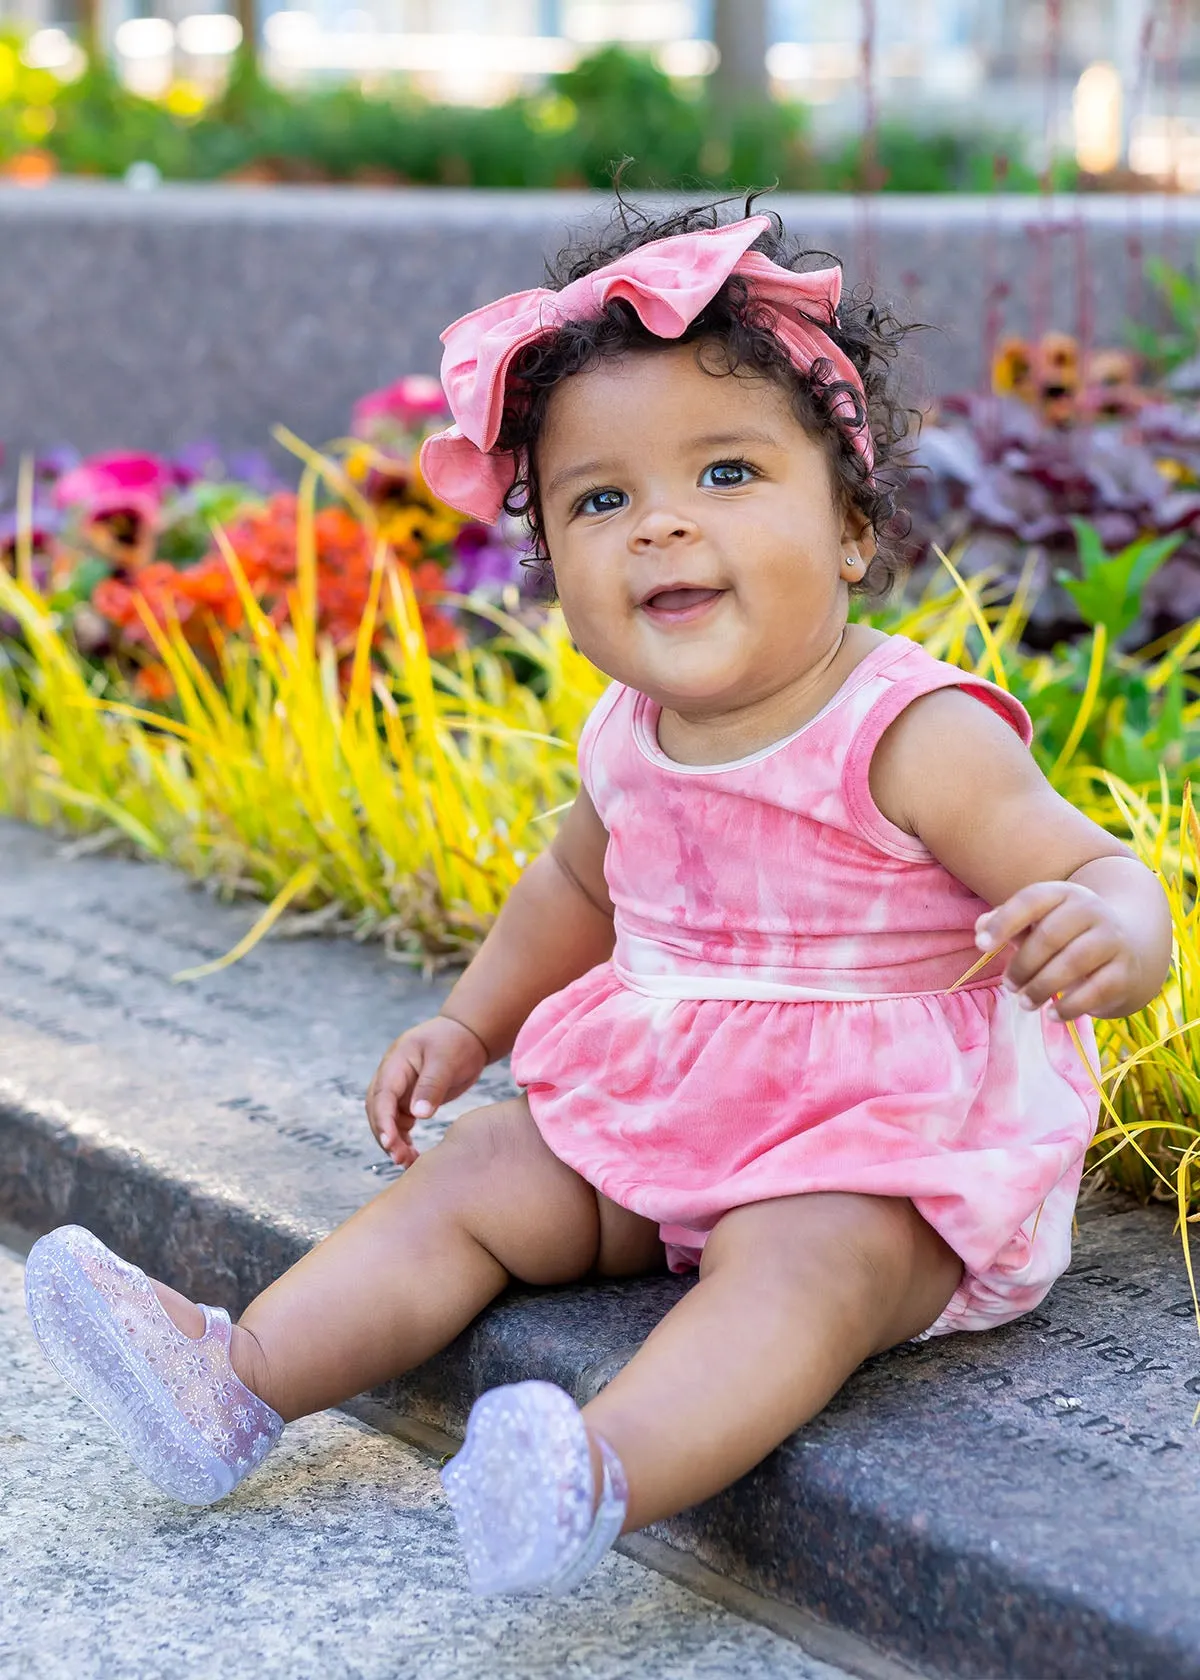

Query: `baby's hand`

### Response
(365, 1014, 490, 1167)
(975, 881, 1136, 1022)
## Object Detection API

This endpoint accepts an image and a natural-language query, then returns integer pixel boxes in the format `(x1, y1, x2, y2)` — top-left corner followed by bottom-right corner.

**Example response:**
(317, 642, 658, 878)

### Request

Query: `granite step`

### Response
(2, 819, 1200, 1680)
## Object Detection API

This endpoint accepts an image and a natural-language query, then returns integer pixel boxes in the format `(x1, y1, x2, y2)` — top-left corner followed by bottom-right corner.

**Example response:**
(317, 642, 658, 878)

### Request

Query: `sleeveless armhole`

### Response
(577, 682, 627, 808)
(842, 670, 1033, 860)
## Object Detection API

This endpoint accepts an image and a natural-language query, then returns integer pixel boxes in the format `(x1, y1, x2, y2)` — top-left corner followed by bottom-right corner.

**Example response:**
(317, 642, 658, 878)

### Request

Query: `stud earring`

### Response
(842, 554, 865, 576)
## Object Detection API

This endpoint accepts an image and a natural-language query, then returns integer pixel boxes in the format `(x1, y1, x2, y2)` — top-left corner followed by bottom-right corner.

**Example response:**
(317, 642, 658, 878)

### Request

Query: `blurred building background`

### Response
(4, 0, 1199, 183)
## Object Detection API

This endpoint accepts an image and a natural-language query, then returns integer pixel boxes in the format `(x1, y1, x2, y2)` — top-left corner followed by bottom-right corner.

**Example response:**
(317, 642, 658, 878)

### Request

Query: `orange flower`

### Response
(88, 482, 465, 683)
(421, 608, 463, 656)
(134, 662, 175, 702)
(92, 564, 197, 645)
(991, 337, 1034, 401)
(175, 558, 245, 630)
(92, 577, 137, 628)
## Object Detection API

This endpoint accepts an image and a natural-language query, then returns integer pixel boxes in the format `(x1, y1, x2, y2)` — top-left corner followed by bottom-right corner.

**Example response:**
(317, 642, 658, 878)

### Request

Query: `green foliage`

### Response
(1127, 247, 1200, 377)
(0, 29, 68, 159)
(1024, 637, 1197, 786)
(1057, 520, 1184, 643)
(44, 62, 201, 177)
(1, 39, 1060, 193)
(871, 521, 1200, 797)
(820, 119, 1075, 194)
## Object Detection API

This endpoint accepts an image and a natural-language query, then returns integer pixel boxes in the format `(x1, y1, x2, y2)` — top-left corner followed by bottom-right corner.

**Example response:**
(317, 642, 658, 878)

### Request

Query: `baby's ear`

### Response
(839, 500, 876, 558)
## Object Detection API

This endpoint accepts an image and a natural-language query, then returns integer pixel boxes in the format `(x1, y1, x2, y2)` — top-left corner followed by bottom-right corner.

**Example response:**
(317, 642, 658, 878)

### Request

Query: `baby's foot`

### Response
(151, 1279, 205, 1339)
(149, 1279, 272, 1407)
(441, 1380, 628, 1595)
(25, 1225, 283, 1505)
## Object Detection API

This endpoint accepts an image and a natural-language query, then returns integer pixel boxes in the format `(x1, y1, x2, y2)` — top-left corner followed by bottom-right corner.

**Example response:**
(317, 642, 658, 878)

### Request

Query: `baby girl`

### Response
(26, 204, 1171, 1597)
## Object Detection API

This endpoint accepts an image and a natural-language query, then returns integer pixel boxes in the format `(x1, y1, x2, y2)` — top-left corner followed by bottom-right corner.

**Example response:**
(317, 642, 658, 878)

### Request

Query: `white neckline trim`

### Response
(631, 637, 913, 775)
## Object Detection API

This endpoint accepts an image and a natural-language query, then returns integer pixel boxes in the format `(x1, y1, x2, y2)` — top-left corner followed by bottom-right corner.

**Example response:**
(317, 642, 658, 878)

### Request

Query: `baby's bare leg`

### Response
(197, 1097, 658, 1422)
(583, 1191, 963, 1532)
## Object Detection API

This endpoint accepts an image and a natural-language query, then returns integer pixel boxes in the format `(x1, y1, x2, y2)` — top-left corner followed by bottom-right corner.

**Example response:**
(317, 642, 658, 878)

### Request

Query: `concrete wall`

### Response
(0, 183, 1194, 463)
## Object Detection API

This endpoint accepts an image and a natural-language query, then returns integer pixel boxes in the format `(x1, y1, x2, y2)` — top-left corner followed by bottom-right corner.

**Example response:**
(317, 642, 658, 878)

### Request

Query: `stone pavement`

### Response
(0, 1236, 869, 1680)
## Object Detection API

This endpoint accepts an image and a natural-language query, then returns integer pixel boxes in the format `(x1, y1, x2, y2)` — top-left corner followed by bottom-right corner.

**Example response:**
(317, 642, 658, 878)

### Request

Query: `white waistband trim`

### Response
(612, 963, 987, 1004)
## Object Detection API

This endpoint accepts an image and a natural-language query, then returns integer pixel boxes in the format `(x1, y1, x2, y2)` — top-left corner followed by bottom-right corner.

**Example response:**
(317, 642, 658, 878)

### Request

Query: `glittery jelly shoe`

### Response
(24, 1225, 283, 1506)
(441, 1379, 628, 1596)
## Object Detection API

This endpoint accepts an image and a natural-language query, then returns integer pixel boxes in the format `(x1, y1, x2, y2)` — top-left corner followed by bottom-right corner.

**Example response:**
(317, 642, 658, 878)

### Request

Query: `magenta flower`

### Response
(54, 453, 175, 525)
(352, 375, 447, 436)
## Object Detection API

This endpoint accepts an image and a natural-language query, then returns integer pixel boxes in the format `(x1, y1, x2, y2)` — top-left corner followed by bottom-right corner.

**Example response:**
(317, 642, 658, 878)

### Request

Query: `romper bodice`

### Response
(580, 635, 1032, 1001)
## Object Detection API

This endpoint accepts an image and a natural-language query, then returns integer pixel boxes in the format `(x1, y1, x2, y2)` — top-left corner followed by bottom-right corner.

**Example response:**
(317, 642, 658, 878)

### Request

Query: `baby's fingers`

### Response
(1000, 898, 1106, 995)
(365, 1051, 419, 1154)
(1050, 959, 1130, 1021)
(1009, 930, 1119, 1012)
(976, 882, 1071, 954)
(408, 1052, 458, 1120)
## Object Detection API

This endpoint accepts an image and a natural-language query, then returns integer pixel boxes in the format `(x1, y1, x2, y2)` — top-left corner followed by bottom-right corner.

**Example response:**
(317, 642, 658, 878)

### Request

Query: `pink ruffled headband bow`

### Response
(419, 214, 874, 524)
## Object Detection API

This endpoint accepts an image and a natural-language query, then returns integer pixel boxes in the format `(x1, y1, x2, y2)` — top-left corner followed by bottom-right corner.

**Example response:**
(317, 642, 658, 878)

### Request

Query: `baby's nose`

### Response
(631, 507, 699, 546)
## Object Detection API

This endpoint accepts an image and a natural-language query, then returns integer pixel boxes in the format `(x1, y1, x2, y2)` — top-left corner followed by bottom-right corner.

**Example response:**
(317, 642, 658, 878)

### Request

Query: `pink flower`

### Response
(352, 375, 447, 435)
(54, 453, 174, 525)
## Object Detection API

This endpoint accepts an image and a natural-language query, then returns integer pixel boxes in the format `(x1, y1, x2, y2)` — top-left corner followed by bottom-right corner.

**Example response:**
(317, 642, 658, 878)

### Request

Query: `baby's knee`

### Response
(704, 1192, 956, 1314)
(417, 1097, 602, 1283)
(433, 1097, 539, 1179)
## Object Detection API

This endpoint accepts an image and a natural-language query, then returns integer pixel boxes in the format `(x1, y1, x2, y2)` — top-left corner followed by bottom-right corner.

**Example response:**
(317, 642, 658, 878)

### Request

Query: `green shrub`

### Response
(0, 39, 1072, 193)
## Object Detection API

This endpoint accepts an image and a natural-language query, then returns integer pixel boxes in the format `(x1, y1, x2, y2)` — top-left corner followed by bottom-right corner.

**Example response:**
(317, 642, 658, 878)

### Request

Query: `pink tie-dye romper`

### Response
(511, 635, 1100, 1338)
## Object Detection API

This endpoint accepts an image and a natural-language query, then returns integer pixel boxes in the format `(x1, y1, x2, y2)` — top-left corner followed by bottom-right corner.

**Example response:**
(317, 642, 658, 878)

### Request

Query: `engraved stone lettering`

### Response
(131, 1015, 226, 1047)
(4, 954, 48, 977)
(964, 1368, 1015, 1392)
(1054, 1446, 1089, 1465)
(1165, 1298, 1199, 1319)
(1117, 1357, 1170, 1378)
(79, 898, 264, 969)
(0, 1001, 90, 1045)
(216, 1096, 362, 1162)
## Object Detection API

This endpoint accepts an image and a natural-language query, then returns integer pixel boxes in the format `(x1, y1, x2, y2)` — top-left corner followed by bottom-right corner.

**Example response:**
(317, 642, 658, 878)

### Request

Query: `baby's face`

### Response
(537, 342, 874, 719)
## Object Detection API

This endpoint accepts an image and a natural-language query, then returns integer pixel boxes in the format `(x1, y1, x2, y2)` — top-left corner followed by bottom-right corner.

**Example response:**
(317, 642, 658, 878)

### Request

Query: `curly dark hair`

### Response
(495, 195, 921, 601)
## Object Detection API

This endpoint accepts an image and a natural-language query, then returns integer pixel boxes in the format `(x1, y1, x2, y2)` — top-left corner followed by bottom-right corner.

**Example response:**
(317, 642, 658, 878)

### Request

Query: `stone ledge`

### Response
(3, 818, 1200, 1680)
(0, 185, 1192, 459)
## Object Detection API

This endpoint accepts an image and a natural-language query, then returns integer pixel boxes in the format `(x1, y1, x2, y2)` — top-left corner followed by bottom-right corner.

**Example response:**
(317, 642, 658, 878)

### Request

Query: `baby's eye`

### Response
(576, 487, 627, 517)
(700, 460, 756, 489)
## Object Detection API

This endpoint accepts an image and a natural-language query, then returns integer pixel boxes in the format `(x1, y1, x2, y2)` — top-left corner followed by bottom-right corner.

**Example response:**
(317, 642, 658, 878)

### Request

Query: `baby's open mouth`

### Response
(640, 586, 725, 616)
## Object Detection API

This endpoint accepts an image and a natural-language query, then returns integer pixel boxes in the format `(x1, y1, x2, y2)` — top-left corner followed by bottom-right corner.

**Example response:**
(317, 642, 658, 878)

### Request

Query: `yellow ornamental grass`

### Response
(1086, 776, 1200, 1208)
(0, 549, 604, 969)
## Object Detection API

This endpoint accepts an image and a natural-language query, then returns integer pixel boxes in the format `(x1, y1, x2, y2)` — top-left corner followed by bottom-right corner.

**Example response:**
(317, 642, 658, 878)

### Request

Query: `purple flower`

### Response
(172, 440, 225, 484)
(446, 521, 526, 594)
(0, 503, 61, 550)
(226, 451, 282, 494)
(34, 446, 81, 481)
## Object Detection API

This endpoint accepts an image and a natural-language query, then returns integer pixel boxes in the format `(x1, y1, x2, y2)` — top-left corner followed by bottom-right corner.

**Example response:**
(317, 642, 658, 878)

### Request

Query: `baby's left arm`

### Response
(869, 688, 1174, 1021)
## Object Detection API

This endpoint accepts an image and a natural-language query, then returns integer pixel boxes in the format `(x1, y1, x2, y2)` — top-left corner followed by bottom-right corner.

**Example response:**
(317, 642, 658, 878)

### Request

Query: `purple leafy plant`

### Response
(900, 393, 1200, 646)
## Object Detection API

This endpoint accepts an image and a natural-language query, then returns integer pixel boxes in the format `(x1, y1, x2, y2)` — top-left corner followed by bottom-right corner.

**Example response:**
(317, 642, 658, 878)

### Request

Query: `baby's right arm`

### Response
(365, 789, 615, 1164)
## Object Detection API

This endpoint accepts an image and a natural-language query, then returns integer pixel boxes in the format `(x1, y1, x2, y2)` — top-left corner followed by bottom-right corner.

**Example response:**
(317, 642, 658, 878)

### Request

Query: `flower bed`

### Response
(1, 375, 531, 702)
(902, 331, 1200, 647)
